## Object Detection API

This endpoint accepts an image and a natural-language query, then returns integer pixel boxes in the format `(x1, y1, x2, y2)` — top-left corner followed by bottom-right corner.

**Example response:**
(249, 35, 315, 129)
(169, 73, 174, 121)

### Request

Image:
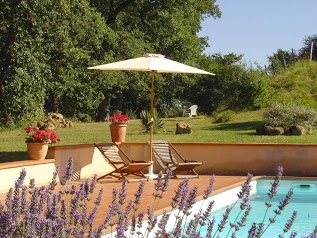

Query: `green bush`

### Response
(75, 113, 93, 122)
(213, 110, 235, 123)
(264, 103, 317, 128)
(140, 109, 164, 133)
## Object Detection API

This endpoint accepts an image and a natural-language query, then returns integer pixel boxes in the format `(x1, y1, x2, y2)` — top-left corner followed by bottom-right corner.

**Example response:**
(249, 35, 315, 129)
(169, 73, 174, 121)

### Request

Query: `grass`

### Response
(1, 109, 317, 163)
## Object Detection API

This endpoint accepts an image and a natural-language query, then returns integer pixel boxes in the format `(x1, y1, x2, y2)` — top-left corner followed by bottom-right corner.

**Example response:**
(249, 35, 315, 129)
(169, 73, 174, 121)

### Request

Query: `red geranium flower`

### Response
(109, 113, 130, 125)
(25, 126, 60, 144)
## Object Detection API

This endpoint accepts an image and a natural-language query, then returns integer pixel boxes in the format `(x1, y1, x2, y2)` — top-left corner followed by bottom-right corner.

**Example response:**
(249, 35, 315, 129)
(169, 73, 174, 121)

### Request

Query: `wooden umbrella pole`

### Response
(149, 70, 155, 164)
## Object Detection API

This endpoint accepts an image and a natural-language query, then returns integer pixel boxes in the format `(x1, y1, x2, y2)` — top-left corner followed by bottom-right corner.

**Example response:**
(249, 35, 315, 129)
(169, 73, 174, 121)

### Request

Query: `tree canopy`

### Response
(1, 0, 315, 127)
(0, 0, 223, 125)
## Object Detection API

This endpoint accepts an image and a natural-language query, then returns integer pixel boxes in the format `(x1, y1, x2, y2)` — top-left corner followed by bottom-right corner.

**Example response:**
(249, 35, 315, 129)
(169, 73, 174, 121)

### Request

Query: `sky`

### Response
(199, 0, 317, 66)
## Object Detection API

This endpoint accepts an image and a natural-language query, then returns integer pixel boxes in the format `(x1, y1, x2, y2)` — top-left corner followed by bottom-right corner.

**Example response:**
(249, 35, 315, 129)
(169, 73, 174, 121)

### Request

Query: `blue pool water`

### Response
(200, 179, 317, 237)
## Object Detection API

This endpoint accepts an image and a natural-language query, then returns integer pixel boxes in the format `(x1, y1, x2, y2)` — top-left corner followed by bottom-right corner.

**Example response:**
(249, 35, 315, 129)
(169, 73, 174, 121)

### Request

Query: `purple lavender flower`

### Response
(70, 184, 77, 195)
(89, 174, 98, 194)
(116, 226, 125, 238)
(203, 175, 215, 199)
(205, 217, 216, 238)
(48, 166, 59, 191)
(20, 186, 28, 214)
(29, 178, 35, 189)
(46, 194, 60, 220)
(163, 170, 173, 190)
(183, 185, 198, 216)
(199, 200, 215, 227)
(133, 180, 145, 211)
(122, 201, 133, 232)
(248, 222, 257, 237)
(171, 178, 189, 209)
(155, 211, 170, 238)
(109, 187, 119, 214)
(187, 212, 202, 236)
(119, 180, 127, 205)
(172, 219, 183, 237)
(239, 204, 252, 228)
(153, 171, 164, 199)
(216, 206, 232, 234)
(237, 173, 253, 200)
(130, 214, 136, 236)
(18, 168, 27, 182)
(60, 157, 74, 185)
(60, 200, 67, 221)
(289, 231, 298, 238)
(282, 211, 297, 234)
(255, 222, 265, 237)
(102, 210, 114, 230)
(275, 188, 294, 213)
(146, 205, 157, 234)
(268, 166, 283, 199)
(137, 212, 145, 228)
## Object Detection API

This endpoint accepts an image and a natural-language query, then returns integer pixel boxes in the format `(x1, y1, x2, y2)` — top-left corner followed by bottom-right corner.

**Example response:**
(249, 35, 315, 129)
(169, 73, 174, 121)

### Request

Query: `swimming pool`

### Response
(101, 178, 317, 237)
(199, 178, 317, 237)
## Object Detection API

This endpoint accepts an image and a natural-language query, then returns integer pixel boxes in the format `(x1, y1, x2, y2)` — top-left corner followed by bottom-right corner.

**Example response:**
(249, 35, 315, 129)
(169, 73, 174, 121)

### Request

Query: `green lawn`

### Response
(1, 110, 317, 163)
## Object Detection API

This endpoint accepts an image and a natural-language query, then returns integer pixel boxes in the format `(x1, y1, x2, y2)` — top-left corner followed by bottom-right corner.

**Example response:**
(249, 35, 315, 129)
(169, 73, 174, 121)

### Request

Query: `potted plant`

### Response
(25, 126, 60, 160)
(109, 113, 129, 142)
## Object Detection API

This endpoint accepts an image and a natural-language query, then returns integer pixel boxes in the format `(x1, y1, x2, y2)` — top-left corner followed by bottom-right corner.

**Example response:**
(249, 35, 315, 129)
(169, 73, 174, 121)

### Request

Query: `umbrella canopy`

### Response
(88, 53, 214, 75)
(88, 53, 214, 177)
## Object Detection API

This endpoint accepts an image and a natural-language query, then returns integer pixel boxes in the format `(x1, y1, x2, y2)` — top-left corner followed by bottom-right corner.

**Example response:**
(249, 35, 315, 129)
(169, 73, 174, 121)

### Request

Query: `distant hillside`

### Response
(268, 60, 317, 109)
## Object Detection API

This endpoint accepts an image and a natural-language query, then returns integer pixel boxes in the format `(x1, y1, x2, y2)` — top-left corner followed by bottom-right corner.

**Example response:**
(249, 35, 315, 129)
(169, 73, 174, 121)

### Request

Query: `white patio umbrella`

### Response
(88, 53, 214, 178)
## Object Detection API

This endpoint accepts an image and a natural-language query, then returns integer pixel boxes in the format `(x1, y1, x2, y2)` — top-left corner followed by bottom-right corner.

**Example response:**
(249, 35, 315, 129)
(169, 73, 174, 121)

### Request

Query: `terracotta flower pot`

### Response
(109, 124, 127, 142)
(26, 142, 49, 160)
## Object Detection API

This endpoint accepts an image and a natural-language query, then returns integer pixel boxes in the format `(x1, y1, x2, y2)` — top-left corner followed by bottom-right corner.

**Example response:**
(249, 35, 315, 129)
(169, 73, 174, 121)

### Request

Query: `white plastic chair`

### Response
(183, 105, 198, 117)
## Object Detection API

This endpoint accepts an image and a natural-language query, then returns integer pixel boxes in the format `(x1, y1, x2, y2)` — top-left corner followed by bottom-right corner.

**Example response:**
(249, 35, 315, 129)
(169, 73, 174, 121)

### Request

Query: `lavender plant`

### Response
(0, 157, 105, 237)
(1, 161, 316, 238)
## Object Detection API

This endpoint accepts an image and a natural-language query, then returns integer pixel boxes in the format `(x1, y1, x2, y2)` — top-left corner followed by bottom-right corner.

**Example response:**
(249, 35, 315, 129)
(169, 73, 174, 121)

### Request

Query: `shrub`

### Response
(76, 113, 93, 122)
(140, 109, 164, 133)
(264, 103, 317, 128)
(213, 110, 235, 123)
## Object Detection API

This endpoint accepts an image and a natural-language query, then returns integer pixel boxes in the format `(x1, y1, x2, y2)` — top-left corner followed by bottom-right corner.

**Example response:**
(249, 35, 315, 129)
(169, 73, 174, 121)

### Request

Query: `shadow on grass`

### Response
(0, 151, 28, 163)
(203, 120, 263, 131)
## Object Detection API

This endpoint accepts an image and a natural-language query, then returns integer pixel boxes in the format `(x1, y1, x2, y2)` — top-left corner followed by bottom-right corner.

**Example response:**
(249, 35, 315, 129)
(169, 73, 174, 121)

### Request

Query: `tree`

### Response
(266, 49, 297, 75)
(90, 0, 221, 118)
(298, 34, 317, 61)
(188, 53, 269, 114)
(0, 0, 112, 125)
(0, 0, 222, 125)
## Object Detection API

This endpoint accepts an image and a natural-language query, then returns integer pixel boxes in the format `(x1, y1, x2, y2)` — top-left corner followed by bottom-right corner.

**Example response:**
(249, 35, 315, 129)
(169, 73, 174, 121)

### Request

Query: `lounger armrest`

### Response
(111, 162, 125, 164)
(131, 160, 147, 163)
(184, 159, 198, 163)
(163, 161, 174, 165)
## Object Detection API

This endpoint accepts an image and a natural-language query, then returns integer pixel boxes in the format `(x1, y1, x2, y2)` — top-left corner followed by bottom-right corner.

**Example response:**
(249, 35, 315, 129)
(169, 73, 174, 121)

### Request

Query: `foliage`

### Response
(213, 110, 235, 123)
(0, 0, 222, 126)
(0, 0, 111, 125)
(25, 126, 60, 144)
(267, 49, 297, 75)
(263, 103, 317, 128)
(1, 159, 316, 237)
(1, 0, 315, 128)
(268, 61, 317, 109)
(298, 34, 317, 61)
(109, 113, 130, 125)
(189, 53, 270, 114)
(140, 109, 164, 133)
